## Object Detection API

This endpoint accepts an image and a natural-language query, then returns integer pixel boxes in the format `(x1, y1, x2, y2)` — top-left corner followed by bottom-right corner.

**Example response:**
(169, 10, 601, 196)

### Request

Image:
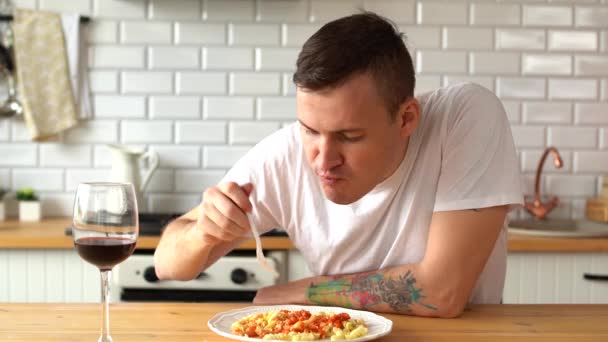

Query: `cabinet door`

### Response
(504, 253, 608, 304)
(0, 249, 100, 303)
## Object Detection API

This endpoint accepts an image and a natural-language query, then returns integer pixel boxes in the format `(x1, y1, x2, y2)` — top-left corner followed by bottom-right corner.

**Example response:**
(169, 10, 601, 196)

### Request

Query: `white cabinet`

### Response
(0, 249, 100, 303)
(2, 249, 608, 304)
(504, 253, 608, 304)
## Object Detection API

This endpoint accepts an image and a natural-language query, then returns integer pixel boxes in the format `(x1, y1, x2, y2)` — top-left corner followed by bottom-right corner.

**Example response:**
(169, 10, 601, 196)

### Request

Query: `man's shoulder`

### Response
(417, 82, 496, 106)
(419, 82, 504, 122)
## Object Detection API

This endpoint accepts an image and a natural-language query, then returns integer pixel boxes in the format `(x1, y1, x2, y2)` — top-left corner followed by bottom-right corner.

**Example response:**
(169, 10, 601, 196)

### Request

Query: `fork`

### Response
(249, 214, 280, 279)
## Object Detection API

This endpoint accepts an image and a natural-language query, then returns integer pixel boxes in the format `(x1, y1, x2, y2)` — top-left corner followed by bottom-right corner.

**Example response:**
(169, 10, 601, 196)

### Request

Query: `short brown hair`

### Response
(293, 12, 415, 119)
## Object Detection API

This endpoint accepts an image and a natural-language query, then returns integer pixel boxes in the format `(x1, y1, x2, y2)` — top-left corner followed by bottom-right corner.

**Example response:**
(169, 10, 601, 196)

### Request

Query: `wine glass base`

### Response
(98, 336, 113, 342)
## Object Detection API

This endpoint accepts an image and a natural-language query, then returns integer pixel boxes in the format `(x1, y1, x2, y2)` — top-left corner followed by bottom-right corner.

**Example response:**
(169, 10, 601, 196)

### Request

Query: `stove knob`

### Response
(143, 266, 159, 282)
(230, 268, 248, 284)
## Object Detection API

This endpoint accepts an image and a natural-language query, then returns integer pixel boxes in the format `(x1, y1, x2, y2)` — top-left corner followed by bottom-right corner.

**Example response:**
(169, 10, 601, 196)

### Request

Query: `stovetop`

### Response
(65, 212, 288, 237)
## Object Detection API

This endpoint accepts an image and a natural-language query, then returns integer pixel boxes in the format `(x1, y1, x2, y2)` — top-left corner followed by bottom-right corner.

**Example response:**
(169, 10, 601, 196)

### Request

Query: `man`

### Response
(154, 12, 522, 318)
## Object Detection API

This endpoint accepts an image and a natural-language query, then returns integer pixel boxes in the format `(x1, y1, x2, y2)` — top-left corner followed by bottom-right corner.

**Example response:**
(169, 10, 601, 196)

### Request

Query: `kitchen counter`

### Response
(0, 218, 292, 250)
(1, 302, 607, 341)
(2, 218, 608, 252)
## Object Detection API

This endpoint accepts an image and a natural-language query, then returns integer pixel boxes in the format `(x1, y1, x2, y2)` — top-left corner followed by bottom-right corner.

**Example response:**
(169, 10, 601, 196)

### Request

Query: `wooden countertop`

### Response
(0, 218, 292, 250)
(1, 303, 607, 341)
(2, 218, 608, 252)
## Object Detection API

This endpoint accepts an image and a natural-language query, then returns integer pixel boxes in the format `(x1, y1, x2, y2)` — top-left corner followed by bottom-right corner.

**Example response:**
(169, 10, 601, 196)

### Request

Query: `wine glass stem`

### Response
(99, 270, 113, 342)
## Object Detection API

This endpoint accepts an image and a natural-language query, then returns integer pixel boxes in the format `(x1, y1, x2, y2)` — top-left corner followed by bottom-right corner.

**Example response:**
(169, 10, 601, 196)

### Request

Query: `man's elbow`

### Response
(154, 264, 199, 281)
(153, 253, 198, 281)
(432, 288, 468, 318)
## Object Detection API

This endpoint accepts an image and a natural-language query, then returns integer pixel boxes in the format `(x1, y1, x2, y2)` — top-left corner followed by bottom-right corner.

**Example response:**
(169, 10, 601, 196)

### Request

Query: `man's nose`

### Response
(315, 137, 342, 172)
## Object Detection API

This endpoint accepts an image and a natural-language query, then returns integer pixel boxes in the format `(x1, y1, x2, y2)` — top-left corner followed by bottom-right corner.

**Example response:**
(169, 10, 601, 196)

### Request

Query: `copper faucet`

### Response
(525, 146, 563, 220)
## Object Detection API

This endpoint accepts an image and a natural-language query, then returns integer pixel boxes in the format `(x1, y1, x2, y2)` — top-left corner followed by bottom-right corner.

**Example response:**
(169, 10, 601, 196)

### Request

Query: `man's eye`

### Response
(340, 134, 363, 142)
(305, 128, 318, 135)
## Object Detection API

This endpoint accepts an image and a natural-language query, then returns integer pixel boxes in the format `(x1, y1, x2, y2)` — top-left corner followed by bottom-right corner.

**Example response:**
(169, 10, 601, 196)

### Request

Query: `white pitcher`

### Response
(106, 144, 159, 210)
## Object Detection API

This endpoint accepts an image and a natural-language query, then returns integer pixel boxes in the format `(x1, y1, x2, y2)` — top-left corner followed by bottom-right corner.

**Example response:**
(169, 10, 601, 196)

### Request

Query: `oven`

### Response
(114, 250, 287, 302)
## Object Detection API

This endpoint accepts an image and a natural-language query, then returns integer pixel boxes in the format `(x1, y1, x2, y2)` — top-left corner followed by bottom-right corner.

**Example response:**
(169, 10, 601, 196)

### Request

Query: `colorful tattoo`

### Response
(306, 271, 437, 313)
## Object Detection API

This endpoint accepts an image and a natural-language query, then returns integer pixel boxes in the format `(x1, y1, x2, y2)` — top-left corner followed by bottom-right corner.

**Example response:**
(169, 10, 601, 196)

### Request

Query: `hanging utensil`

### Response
(0, 40, 22, 119)
(0, 67, 22, 119)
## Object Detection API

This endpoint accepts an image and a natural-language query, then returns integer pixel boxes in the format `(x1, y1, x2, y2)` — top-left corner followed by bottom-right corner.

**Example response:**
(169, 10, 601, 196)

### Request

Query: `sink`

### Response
(508, 219, 608, 238)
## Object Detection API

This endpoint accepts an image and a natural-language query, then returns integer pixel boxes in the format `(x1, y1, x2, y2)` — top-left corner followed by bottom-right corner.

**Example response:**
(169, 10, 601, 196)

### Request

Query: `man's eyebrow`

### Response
(297, 120, 364, 134)
(298, 120, 317, 132)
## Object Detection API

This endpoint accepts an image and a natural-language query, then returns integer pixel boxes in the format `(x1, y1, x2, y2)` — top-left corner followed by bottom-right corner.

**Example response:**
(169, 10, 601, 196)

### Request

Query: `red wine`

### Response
(75, 237, 136, 270)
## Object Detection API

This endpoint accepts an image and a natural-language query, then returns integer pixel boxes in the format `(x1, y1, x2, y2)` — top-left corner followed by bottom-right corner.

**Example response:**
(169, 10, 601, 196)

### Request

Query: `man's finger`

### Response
(205, 201, 248, 236)
(242, 183, 254, 196)
(198, 214, 238, 242)
(212, 192, 250, 231)
(218, 182, 253, 213)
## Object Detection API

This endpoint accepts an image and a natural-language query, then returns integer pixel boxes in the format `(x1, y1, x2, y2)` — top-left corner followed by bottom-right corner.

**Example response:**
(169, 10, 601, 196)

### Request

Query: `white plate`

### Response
(207, 304, 393, 342)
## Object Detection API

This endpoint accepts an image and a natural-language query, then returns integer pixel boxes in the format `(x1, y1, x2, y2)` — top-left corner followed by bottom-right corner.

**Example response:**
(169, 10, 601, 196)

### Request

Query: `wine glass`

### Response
(72, 182, 139, 342)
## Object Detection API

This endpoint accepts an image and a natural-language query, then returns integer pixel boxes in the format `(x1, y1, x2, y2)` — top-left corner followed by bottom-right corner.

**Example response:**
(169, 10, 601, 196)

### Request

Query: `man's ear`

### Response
(397, 97, 420, 138)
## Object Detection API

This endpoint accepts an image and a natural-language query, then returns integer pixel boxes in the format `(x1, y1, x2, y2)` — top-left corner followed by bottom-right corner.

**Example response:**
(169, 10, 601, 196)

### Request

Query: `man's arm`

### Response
(253, 205, 508, 318)
(153, 209, 245, 280)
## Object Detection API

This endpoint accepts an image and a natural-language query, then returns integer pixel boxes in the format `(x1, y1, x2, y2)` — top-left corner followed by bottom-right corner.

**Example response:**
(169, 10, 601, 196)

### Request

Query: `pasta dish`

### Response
(231, 309, 368, 341)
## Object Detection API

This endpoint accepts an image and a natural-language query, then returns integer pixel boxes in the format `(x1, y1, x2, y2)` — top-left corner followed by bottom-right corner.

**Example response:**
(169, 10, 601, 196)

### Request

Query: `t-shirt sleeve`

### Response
(219, 126, 292, 234)
(433, 84, 523, 212)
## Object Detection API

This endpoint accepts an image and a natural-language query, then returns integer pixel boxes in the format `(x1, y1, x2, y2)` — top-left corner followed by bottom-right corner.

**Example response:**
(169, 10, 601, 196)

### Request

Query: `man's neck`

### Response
(381, 137, 409, 182)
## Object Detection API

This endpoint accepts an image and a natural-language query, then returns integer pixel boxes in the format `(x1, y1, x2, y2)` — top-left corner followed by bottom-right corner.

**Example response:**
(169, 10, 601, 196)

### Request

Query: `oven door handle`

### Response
(583, 273, 608, 281)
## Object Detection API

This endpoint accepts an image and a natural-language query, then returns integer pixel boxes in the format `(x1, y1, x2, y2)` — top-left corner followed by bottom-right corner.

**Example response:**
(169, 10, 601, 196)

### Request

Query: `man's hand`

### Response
(154, 182, 255, 280)
(197, 182, 254, 246)
(253, 278, 311, 305)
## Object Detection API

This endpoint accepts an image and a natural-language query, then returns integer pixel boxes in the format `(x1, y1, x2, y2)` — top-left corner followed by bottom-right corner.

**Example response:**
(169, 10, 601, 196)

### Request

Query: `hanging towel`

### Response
(61, 13, 92, 120)
(12, 9, 78, 141)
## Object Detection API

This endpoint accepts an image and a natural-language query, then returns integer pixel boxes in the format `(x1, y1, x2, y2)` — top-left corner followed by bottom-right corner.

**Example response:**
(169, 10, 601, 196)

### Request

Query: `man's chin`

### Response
(322, 188, 364, 205)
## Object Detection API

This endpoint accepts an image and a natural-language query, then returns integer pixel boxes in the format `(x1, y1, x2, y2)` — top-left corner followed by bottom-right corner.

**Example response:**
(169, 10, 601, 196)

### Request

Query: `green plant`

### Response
(16, 187, 38, 201)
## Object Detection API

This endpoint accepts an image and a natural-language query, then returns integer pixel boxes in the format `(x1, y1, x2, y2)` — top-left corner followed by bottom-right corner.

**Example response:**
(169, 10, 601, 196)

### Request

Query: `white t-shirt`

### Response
(223, 83, 523, 304)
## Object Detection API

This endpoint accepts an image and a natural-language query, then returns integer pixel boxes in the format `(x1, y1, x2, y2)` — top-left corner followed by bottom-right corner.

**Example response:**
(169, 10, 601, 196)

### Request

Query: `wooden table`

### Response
(1, 303, 607, 341)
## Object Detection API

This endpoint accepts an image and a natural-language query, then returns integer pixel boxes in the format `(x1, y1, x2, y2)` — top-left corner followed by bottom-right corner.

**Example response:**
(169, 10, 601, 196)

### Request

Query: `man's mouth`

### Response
(319, 175, 341, 185)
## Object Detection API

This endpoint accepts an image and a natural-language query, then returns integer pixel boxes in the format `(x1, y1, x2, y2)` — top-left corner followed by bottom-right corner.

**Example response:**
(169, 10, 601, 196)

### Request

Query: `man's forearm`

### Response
(307, 265, 448, 316)
(255, 263, 466, 318)
(153, 218, 213, 280)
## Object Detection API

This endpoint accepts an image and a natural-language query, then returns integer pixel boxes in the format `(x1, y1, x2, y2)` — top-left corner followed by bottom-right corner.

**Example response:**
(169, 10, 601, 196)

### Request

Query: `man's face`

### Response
(297, 73, 415, 204)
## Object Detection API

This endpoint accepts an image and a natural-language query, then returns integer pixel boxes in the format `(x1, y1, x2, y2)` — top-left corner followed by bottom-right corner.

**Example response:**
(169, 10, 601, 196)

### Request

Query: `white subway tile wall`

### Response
(94, 0, 146, 19)
(39, 144, 92, 167)
(1, 0, 606, 218)
(151, 145, 201, 168)
(150, 96, 201, 119)
(149, 46, 200, 69)
(310, 0, 360, 22)
(470, 3, 520, 26)
(120, 21, 173, 44)
(175, 121, 226, 144)
(39, 0, 92, 14)
(363, 0, 416, 24)
(89, 71, 118, 93)
(523, 102, 572, 124)
(0, 123, 8, 142)
(257, 0, 309, 22)
(87, 21, 118, 44)
(149, 0, 201, 20)
(204, 47, 254, 70)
